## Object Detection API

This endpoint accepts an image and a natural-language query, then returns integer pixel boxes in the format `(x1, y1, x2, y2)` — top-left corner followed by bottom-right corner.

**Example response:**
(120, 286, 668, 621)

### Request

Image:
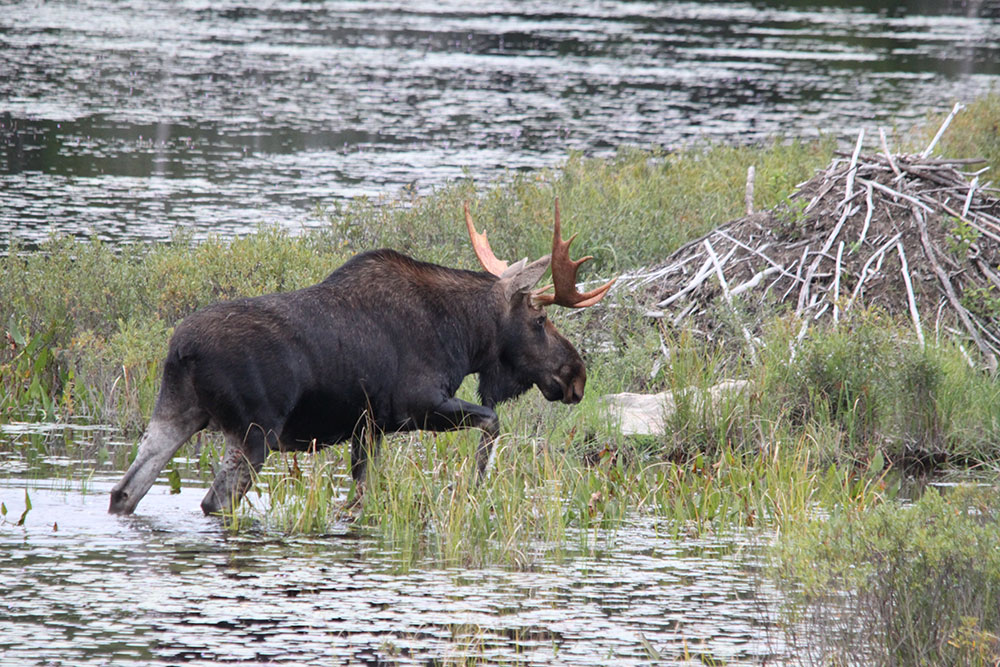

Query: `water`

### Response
(0, 477, 785, 666)
(2, 2, 999, 660)
(2, 0, 1000, 246)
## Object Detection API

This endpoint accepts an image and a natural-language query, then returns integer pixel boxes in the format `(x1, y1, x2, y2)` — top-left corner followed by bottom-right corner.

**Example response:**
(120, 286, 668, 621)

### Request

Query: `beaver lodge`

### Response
(630, 105, 1000, 372)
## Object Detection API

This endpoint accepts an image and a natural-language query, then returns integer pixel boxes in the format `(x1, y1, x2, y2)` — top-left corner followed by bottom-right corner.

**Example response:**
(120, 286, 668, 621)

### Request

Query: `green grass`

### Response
(909, 93, 1000, 172)
(221, 385, 893, 572)
(775, 484, 1000, 665)
(0, 133, 834, 428)
(3, 94, 1000, 661)
(5, 93, 1000, 660)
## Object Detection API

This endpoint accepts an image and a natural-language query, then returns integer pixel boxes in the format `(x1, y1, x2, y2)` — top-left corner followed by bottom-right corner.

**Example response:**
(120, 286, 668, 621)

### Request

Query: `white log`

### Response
(731, 265, 782, 296)
(704, 239, 758, 363)
(859, 177, 935, 213)
(858, 181, 874, 245)
(843, 129, 865, 204)
(833, 241, 845, 324)
(920, 101, 964, 159)
(879, 127, 902, 178)
(657, 255, 713, 307)
(962, 175, 979, 218)
(897, 241, 925, 346)
(846, 232, 903, 310)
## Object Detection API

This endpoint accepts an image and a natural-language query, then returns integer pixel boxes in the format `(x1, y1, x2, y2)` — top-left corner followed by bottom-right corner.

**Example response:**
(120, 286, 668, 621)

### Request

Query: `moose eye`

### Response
(534, 314, 547, 329)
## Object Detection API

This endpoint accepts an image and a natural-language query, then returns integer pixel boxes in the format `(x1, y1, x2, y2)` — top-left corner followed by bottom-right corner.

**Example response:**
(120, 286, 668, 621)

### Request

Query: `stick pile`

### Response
(630, 106, 1000, 370)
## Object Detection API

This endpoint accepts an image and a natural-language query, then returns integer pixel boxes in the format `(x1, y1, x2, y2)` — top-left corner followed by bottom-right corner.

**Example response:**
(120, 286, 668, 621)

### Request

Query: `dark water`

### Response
(2, 0, 999, 245)
(0, 424, 786, 665)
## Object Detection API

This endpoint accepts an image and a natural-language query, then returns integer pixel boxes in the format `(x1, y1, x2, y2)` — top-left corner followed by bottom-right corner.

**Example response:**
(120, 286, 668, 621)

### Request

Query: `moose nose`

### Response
(561, 372, 585, 404)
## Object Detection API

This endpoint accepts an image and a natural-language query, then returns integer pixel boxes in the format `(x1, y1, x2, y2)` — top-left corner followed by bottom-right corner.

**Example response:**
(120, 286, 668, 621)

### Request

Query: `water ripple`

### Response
(1, 1, 999, 245)
(0, 479, 787, 665)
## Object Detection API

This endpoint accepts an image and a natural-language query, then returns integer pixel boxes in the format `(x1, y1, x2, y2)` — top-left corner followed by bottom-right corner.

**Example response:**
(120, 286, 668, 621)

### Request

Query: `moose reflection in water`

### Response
(109, 201, 614, 516)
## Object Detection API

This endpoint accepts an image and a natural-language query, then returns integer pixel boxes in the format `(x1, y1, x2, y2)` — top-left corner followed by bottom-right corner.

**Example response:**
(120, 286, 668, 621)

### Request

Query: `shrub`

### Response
(776, 485, 1000, 666)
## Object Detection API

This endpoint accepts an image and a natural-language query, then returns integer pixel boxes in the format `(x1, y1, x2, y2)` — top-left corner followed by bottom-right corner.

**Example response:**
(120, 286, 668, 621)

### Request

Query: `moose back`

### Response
(109, 201, 614, 515)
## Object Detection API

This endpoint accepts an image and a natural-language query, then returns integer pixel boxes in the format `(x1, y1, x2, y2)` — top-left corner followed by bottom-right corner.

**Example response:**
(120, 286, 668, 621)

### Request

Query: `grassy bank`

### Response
(0, 134, 837, 429)
(777, 484, 1000, 665)
(4, 95, 1000, 660)
(3, 96, 1000, 501)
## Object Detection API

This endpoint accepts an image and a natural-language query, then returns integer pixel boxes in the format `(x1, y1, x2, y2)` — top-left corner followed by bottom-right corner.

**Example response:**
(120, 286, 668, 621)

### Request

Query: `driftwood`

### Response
(622, 108, 1000, 371)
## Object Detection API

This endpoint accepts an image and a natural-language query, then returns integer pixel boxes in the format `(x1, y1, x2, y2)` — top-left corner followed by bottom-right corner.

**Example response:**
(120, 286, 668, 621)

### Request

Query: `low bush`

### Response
(776, 485, 1000, 666)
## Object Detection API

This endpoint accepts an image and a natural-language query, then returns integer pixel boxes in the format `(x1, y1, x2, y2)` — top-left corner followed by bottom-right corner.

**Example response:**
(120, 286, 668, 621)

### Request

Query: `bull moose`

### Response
(109, 200, 614, 516)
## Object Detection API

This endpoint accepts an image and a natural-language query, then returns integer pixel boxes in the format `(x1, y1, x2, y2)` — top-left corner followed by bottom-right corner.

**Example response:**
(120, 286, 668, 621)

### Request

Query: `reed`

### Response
(2, 97, 1000, 572)
(776, 484, 1000, 665)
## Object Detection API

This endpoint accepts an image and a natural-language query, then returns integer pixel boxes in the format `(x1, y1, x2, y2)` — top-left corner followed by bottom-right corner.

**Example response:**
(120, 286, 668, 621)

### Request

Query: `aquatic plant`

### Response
(776, 484, 1000, 666)
(1, 97, 1000, 588)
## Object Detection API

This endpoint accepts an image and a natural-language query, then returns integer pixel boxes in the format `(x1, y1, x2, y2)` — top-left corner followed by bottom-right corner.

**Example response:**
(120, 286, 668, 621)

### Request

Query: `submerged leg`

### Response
(345, 421, 383, 510)
(200, 424, 273, 516)
(474, 431, 500, 480)
(109, 413, 206, 515)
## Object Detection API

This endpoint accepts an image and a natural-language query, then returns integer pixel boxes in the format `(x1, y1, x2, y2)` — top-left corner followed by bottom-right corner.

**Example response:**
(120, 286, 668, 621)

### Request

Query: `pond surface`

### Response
(2, 2, 998, 661)
(0, 474, 785, 666)
(2, 0, 1000, 245)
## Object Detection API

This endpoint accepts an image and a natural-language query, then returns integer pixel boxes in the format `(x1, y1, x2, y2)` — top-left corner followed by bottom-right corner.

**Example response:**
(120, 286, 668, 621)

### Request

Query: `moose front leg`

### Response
(201, 426, 271, 515)
(350, 429, 383, 486)
(473, 429, 499, 480)
(420, 397, 500, 478)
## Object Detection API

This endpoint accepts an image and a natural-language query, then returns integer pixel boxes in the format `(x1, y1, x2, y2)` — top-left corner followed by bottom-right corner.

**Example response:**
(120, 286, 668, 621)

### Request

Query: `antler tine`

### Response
(533, 198, 616, 308)
(464, 201, 509, 276)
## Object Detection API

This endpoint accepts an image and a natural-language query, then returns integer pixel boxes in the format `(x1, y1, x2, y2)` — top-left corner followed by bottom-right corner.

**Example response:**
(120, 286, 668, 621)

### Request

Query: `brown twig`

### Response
(914, 206, 997, 372)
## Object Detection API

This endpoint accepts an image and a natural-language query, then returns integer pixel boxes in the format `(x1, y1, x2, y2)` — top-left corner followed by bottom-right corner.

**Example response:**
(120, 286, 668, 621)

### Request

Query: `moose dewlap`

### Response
(109, 201, 614, 516)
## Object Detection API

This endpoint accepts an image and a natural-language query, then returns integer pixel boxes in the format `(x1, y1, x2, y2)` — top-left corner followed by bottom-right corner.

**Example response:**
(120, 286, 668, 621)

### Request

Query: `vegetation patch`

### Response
(776, 484, 1000, 666)
(4, 94, 1000, 657)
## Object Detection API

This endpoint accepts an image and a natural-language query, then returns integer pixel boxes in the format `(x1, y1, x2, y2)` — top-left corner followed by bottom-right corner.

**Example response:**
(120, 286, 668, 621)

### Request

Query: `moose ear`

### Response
(498, 255, 551, 301)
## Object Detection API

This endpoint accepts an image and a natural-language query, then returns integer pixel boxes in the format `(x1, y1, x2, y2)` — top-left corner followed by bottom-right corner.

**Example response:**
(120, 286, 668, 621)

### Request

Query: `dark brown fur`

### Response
(109, 249, 586, 515)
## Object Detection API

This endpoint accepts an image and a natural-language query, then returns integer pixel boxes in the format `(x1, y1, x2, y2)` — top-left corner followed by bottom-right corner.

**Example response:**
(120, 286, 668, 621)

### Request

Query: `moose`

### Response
(109, 200, 614, 516)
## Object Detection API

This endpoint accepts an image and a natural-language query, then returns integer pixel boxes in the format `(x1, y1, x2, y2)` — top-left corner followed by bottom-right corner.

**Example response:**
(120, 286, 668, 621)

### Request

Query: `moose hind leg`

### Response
(200, 426, 271, 515)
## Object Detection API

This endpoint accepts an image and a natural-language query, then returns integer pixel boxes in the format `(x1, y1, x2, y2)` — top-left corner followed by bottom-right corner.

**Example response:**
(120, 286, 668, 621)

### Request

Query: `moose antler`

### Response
(464, 199, 615, 307)
(532, 199, 615, 308)
(465, 202, 509, 276)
